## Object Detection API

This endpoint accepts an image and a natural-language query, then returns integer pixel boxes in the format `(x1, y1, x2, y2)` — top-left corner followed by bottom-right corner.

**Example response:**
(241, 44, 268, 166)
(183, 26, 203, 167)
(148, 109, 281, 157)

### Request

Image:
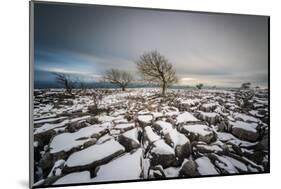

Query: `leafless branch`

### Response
(53, 73, 76, 96)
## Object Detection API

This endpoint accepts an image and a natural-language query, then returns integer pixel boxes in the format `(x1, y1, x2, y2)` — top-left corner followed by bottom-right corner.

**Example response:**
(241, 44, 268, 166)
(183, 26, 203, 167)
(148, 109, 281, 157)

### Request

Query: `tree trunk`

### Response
(121, 86, 125, 91)
(162, 83, 166, 96)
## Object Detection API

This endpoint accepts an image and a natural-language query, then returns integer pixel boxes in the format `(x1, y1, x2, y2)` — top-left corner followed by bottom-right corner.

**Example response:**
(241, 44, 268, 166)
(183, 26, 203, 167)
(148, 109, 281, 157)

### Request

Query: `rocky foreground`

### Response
(33, 88, 269, 186)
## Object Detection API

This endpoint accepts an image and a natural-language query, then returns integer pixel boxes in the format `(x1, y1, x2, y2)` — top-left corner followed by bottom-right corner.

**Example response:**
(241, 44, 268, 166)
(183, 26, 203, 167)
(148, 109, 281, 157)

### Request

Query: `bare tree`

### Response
(88, 90, 103, 114)
(103, 69, 133, 91)
(53, 73, 76, 96)
(92, 91, 103, 109)
(136, 51, 178, 95)
(196, 83, 204, 90)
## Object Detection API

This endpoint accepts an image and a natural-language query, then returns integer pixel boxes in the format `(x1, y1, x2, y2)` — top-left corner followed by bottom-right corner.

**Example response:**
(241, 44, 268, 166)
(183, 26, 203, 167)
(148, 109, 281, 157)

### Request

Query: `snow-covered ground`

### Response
(32, 88, 269, 187)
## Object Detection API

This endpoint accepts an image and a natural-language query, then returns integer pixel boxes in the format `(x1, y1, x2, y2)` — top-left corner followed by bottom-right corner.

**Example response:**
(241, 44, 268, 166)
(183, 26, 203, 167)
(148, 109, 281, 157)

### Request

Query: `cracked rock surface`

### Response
(33, 88, 269, 187)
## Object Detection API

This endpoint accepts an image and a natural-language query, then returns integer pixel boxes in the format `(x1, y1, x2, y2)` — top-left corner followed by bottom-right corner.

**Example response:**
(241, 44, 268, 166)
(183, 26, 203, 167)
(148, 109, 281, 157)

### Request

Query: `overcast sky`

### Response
(34, 3, 269, 88)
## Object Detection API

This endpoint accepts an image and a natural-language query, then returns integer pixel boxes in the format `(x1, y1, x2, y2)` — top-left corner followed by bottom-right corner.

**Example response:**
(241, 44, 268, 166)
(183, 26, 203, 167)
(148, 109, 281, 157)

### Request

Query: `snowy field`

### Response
(32, 88, 269, 187)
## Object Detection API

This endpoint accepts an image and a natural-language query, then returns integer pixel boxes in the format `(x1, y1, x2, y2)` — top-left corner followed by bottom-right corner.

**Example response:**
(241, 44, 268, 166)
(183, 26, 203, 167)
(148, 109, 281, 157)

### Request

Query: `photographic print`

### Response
(30, 1, 269, 188)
